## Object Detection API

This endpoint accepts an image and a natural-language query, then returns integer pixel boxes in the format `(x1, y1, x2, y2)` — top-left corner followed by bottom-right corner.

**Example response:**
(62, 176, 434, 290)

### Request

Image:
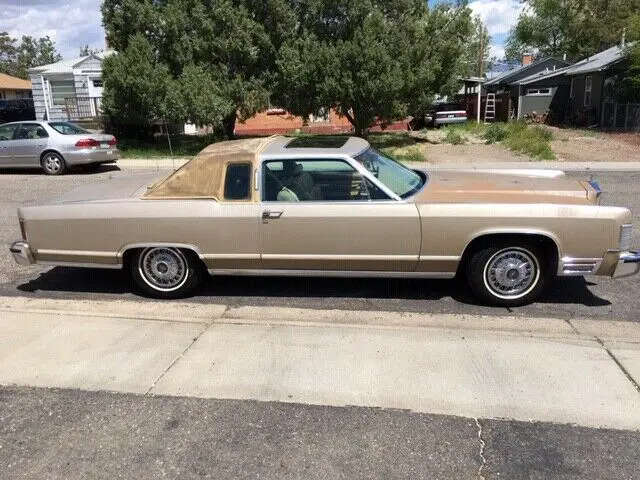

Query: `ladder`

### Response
(484, 93, 496, 123)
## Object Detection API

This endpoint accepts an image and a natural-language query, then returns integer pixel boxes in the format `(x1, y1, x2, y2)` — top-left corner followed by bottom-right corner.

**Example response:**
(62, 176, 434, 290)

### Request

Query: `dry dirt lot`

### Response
(406, 127, 640, 164)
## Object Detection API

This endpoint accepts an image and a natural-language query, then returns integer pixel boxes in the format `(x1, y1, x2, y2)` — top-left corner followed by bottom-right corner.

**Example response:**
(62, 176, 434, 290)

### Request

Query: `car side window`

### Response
(262, 159, 390, 202)
(0, 124, 18, 141)
(224, 163, 251, 200)
(18, 124, 49, 140)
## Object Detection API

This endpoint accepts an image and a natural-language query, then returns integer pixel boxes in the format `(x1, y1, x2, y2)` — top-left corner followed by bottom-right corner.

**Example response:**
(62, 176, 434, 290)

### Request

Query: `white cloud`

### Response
(469, 0, 524, 36)
(489, 44, 506, 59)
(0, 0, 105, 59)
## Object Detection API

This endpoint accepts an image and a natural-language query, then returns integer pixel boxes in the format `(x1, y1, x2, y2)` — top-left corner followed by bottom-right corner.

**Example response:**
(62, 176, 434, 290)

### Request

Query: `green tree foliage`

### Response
(0, 32, 62, 79)
(622, 14, 640, 97)
(273, 0, 472, 135)
(506, 0, 640, 63)
(79, 45, 101, 57)
(102, 0, 281, 137)
(458, 16, 492, 78)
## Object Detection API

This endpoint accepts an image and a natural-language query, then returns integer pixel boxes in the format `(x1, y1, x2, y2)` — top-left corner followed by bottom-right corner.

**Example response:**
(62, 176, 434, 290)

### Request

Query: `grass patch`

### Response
(118, 134, 221, 158)
(502, 123, 555, 160)
(368, 133, 427, 162)
(443, 127, 466, 145)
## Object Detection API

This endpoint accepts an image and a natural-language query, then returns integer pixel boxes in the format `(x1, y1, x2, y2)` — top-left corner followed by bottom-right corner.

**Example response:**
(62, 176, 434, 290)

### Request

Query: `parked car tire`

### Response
(131, 247, 205, 299)
(466, 243, 545, 307)
(41, 152, 67, 175)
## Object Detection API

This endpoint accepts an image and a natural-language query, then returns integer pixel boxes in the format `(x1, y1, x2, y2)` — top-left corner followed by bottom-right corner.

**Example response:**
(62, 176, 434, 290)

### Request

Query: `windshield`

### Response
(49, 122, 90, 135)
(354, 148, 425, 199)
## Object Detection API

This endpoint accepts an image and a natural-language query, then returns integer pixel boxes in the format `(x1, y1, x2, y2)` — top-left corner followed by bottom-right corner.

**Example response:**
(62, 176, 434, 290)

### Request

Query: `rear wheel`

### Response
(41, 152, 67, 175)
(131, 247, 204, 299)
(466, 244, 545, 307)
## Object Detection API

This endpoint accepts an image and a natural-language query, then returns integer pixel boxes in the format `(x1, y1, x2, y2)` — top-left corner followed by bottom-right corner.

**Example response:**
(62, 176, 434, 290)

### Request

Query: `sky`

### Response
(0, 0, 524, 61)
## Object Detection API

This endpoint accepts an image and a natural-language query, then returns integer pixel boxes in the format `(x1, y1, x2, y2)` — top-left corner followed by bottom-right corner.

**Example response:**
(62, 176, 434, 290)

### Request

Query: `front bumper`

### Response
(613, 250, 640, 278)
(10, 241, 35, 266)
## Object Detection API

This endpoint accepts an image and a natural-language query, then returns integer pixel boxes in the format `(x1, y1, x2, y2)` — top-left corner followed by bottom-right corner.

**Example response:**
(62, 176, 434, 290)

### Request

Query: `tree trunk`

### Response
(222, 112, 236, 140)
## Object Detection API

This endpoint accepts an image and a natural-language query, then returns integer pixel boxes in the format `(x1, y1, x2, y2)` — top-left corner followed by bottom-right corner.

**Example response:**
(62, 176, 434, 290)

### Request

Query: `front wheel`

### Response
(131, 247, 204, 299)
(466, 245, 545, 307)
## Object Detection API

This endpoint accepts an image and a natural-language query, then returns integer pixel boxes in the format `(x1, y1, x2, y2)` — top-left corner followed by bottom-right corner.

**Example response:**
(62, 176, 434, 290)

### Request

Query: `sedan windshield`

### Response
(354, 148, 425, 199)
(49, 122, 90, 135)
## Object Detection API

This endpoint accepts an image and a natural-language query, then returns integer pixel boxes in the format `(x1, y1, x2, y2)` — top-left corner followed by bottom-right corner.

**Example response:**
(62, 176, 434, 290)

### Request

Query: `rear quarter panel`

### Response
(19, 200, 260, 269)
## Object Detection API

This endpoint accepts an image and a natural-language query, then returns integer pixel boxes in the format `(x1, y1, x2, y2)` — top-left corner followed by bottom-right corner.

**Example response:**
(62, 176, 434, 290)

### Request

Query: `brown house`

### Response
(235, 107, 410, 136)
(0, 73, 32, 100)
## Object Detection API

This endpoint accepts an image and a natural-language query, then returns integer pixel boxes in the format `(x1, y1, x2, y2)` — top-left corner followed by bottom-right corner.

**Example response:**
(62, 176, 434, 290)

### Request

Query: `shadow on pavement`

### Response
(15, 267, 611, 308)
(0, 164, 121, 176)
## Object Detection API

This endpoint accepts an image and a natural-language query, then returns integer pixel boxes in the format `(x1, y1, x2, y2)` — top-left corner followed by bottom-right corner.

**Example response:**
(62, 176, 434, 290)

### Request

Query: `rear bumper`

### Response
(63, 149, 120, 166)
(613, 250, 640, 278)
(434, 117, 467, 126)
(10, 241, 35, 266)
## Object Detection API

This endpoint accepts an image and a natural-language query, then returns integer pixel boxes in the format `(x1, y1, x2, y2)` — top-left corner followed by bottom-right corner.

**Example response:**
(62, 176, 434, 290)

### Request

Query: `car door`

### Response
(0, 123, 19, 166)
(260, 158, 421, 272)
(8, 123, 48, 167)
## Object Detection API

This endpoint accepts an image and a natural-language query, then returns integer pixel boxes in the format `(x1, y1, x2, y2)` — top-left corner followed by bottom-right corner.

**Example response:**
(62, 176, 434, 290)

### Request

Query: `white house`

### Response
(28, 52, 113, 124)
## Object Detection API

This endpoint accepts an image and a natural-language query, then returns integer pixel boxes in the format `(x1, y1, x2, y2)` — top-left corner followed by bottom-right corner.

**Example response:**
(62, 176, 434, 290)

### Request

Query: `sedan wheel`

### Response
(131, 247, 204, 299)
(466, 244, 545, 306)
(41, 152, 67, 175)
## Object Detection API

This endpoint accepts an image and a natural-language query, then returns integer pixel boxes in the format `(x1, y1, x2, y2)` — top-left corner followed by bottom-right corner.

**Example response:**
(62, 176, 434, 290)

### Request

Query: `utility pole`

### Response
(477, 23, 484, 123)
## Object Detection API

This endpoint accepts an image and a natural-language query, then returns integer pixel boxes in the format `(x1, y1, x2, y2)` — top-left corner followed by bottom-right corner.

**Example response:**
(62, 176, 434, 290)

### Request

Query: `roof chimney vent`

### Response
(522, 53, 534, 66)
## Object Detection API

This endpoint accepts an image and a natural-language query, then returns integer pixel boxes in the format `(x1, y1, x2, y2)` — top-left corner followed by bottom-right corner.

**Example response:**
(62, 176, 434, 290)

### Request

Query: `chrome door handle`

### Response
(262, 210, 283, 220)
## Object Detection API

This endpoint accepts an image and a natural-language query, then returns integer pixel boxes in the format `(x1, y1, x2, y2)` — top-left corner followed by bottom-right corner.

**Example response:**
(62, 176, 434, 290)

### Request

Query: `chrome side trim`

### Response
(117, 243, 205, 260)
(558, 256, 603, 276)
(418, 255, 461, 262)
(203, 254, 261, 260)
(37, 261, 122, 269)
(261, 254, 418, 261)
(209, 269, 456, 279)
(38, 249, 116, 258)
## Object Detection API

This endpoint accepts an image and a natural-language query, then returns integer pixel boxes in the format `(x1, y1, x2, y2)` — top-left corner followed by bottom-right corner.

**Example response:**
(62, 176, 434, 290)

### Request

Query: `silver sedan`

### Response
(0, 121, 119, 175)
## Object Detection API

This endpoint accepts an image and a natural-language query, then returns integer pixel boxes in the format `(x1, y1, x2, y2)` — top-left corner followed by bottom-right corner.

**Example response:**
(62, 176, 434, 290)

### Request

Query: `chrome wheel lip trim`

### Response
(482, 247, 540, 300)
(138, 247, 189, 292)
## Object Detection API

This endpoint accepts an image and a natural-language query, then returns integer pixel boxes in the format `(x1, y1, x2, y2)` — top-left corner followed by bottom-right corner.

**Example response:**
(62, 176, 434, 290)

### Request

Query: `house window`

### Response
(569, 78, 574, 98)
(584, 76, 592, 107)
(91, 79, 103, 88)
(526, 88, 551, 96)
(48, 80, 76, 106)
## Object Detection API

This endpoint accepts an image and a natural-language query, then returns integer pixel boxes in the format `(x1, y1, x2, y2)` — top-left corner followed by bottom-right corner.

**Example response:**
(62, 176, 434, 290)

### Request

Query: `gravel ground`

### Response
(550, 128, 640, 162)
(1, 166, 639, 321)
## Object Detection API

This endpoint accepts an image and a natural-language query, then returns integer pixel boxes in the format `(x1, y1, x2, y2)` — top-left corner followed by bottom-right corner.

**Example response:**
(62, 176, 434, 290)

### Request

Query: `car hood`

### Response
(48, 172, 166, 204)
(413, 170, 596, 205)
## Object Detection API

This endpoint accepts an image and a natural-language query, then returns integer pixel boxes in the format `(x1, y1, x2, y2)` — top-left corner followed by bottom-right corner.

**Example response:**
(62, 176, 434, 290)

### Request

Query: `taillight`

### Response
(20, 220, 28, 241)
(75, 138, 101, 148)
(108, 137, 118, 146)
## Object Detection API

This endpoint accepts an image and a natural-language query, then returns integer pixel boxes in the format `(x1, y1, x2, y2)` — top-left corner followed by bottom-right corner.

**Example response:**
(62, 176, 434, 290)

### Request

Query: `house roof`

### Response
(485, 57, 569, 86)
(0, 73, 32, 90)
(564, 44, 629, 75)
(28, 51, 114, 75)
(515, 65, 572, 85)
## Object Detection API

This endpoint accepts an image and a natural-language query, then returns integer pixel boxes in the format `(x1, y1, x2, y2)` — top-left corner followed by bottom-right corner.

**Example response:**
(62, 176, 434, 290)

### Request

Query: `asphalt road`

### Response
(1, 386, 639, 480)
(1, 166, 639, 321)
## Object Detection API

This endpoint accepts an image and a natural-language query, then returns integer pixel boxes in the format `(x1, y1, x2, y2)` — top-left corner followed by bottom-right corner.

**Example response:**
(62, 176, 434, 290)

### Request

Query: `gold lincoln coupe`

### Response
(10, 135, 640, 306)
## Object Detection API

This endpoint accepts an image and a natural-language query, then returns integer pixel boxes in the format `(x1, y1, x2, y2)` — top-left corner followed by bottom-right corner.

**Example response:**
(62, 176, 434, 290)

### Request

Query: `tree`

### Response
(273, 0, 472, 135)
(102, 0, 281, 137)
(458, 16, 492, 78)
(506, 0, 640, 63)
(101, 34, 178, 136)
(621, 14, 640, 98)
(79, 45, 101, 56)
(0, 33, 62, 79)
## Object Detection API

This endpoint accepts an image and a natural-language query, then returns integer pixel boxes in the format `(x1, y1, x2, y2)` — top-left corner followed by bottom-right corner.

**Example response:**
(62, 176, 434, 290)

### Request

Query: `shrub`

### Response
(483, 123, 508, 144)
(503, 124, 555, 160)
(444, 127, 465, 145)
